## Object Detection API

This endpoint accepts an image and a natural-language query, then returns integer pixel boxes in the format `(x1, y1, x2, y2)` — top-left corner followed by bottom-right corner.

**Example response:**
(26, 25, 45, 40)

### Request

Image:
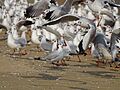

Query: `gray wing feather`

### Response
(43, 14, 80, 26)
(43, 26, 61, 38)
(41, 42, 53, 52)
(25, 0, 49, 18)
(14, 38, 26, 47)
(100, 10, 116, 21)
(16, 20, 34, 30)
(42, 50, 59, 60)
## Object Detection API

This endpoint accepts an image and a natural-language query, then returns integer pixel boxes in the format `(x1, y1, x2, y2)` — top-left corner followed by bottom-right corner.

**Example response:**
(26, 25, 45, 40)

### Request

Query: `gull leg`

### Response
(96, 60, 100, 67)
(52, 61, 61, 66)
(30, 45, 41, 52)
(108, 61, 113, 67)
(110, 61, 120, 71)
(20, 49, 27, 55)
(61, 59, 68, 66)
(96, 59, 104, 67)
(114, 62, 120, 68)
(37, 45, 42, 52)
(65, 56, 71, 61)
(18, 49, 22, 57)
(10, 49, 16, 55)
(77, 55, 81, 62)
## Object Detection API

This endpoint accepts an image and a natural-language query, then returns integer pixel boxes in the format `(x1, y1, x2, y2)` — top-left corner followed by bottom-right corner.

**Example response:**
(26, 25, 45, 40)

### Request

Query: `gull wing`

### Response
(100, 10, 116, 21)
(43, 14, 80, 26)
(42, 50, 59, 60)
(14, 38, 26, 47)
(112, 28, 120, 35)
(43, 26, 61, 38)
(16, 20, 34, 30)
(25, 0, 49, 18)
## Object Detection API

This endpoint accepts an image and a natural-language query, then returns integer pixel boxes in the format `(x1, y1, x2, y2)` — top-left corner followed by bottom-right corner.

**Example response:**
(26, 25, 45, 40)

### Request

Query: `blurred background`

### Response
(52, 0, 120, 5)
(0, 0, 120, 12)
(0, 0, 120, 5)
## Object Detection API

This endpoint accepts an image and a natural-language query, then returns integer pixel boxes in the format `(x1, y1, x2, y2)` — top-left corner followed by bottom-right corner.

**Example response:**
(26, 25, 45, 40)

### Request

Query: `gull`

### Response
(2, 15, 11, 30)
(92, 32, 112, 66)
(7, 29, 27, 55)
(13, 15, 20, 25)
(97, 9, 116, 27)
(41, 44, 70, 66)
(8, 7, 15, 17)
(0, 19, 34, 54)
(11, 25, 19, 40)
(85, 0, 120, 13)
(82, 24, 96, 52)
(19, 0, 28, 6)
(4, 0, 11, 10)
(39, 34, 53, 52)
(113, 17, 120, 30)
(73, 31, 84, 47)
(67, 39, 82, 62)
(0, 7, 2, 20)
(110, 28, 120, 63)
(25, 0, 57, 18)
(91, 43, 101, 59)
(31, 27, 41, 46)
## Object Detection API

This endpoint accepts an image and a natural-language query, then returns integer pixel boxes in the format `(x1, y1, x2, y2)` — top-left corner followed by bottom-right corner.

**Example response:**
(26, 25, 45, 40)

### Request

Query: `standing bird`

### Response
(7, 29, 27, 55)
(110, 28, 120, 63)
(0, 19, 34, 55)
(41, 44, 70, 66)
(92, 33, 112, 66)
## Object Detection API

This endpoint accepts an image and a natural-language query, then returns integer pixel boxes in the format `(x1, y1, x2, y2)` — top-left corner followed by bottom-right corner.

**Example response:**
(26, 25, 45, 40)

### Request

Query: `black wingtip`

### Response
(43, 11, 54, 21)
(23, 21, 35, 26)
(50, 0, 57, 5)
(25, 6, 34, 18)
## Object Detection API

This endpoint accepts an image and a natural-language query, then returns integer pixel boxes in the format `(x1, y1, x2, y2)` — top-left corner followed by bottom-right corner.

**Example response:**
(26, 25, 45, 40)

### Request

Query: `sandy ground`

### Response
(0, 33, 119, 90)
(0, 0, 120, 89)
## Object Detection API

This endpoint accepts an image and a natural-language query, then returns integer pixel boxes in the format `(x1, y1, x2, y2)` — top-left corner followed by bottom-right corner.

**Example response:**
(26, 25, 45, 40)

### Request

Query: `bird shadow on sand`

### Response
(43, 65, 68, 71)
(83, 71, 119, 79)
(21, 73, 61, 80)
(70, 63, 97, 68)
(61, 78, 87, 85)
(38, 73, 61, 80)
(69, 87, 88, 90)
